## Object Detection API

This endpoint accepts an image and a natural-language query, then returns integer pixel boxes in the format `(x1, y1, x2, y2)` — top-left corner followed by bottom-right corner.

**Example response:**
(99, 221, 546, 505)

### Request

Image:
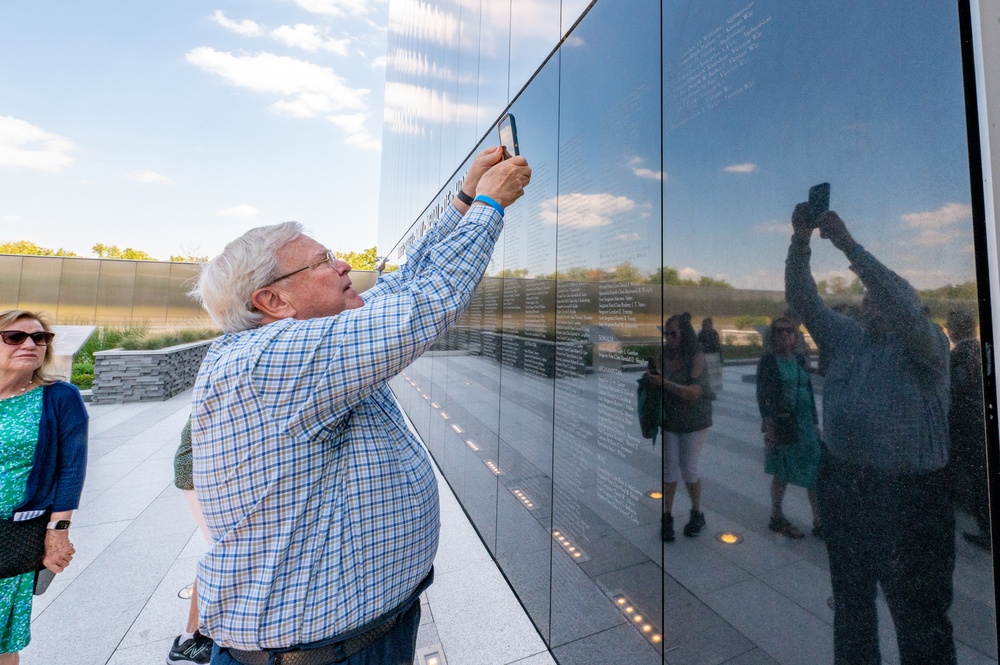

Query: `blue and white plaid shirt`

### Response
(191, 202, 503, 650)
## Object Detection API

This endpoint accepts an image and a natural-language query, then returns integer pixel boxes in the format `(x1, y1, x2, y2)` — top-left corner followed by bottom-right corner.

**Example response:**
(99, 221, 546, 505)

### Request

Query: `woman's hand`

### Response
(43, 530, 75, 574)
(763, 420, 777, 451)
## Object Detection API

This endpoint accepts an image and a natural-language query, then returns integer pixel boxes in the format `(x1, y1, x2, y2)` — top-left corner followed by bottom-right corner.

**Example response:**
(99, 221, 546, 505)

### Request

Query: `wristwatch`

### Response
(46, 520, 71, 531)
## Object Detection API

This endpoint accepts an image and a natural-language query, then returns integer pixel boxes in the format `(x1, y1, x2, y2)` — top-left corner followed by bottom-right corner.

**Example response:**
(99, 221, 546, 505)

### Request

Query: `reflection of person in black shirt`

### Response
(698, 317, 724, 393)
(945, 310, 991, 551)
(648, 313, 712, 542)
(697, 317, 721, 354)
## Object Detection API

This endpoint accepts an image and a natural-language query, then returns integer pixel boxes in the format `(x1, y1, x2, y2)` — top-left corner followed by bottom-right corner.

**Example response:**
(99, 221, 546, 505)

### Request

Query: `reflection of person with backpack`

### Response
(755, 317, 822, 540)
(647, 312, 713, 542)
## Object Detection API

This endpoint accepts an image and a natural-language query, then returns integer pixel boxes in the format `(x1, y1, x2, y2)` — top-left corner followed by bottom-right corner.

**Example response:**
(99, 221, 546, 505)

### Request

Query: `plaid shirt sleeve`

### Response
(192, 203, 503, 651)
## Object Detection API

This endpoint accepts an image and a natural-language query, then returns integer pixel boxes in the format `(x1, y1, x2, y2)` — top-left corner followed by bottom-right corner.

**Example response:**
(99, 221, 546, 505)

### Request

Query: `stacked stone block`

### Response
(91, 339, 215, 404)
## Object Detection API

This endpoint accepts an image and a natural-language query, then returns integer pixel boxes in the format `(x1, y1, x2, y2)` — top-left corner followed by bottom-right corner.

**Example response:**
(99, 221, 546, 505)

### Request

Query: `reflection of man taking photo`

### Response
(190, 147, 530, 664)
(784, 202, 955, 665)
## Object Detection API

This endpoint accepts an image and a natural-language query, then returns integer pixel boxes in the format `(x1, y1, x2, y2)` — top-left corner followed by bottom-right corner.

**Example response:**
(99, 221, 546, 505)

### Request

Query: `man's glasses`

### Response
(269, 250, 336, 284)
(1, 330, 55, 346)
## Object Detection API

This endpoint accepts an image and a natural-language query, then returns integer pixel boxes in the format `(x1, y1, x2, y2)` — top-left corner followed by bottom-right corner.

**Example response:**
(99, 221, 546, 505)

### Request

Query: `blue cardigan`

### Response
(15, 382, 89, 514)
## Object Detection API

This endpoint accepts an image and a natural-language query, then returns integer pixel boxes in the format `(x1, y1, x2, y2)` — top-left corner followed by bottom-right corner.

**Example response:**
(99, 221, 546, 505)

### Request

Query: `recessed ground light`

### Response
(450, 424, 463, 433)
(552, 529, 591, 563)
(415, 644, 448, 665)
(510, 488, 537, 510)
(439, 411, 449, 420)
(611, 593, 661, 646)
(465, 439, 481, 452)
(430, 402, 440, 408)
(647, 491, 663, 499)
(716, 531, 744, 544)
(178, 583, 194, 599)
(485, 460, 502, 475)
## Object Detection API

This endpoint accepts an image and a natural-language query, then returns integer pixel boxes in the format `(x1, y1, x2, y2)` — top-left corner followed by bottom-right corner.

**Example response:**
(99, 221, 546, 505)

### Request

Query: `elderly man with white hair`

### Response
(189, 147, 530, 665)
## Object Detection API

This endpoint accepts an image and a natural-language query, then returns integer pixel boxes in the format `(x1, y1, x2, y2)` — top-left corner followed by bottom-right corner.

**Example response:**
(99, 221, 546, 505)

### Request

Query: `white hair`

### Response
(191, 221, 304, 333)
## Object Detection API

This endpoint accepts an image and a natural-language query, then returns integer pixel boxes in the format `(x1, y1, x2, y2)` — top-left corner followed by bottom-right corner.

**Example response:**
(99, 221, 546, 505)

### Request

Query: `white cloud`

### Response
(0, 116, 75, 173)
(678, 266, 701, 280)
(1, 214, 21, 222)
(127, 170, 175, 185)
(371, 55, 387, 69)
(271, 24, 349, 54)
(616, 232, 640, 241)
(900, 202, 971, 228)
(628, 156, 663, 181)
(539, 193, 636, 228)
(186, 47, 368, 118)
(724, 163, 757, 173)
(217, 205, 260, 218)
(211, 10, 264, 36)
(296, 0, 373, 18)
(328, 113, 381, 150)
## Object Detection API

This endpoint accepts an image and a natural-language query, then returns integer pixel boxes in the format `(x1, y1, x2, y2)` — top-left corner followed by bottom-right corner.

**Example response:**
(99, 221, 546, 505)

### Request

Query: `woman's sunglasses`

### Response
(1, 330, 55, 346)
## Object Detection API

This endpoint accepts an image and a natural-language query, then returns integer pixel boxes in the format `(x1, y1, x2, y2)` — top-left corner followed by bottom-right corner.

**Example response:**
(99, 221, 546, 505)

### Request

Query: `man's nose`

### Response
(334, 259, 351, 275)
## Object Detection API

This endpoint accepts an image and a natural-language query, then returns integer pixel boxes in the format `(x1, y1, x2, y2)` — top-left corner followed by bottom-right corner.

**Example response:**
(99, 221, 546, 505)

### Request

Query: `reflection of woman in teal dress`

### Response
(0, 310, 88, 663)
(755, 317, 822, 539)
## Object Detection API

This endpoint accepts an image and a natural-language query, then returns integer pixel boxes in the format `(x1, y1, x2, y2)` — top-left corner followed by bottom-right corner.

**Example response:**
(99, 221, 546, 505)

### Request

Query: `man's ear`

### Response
(251, 287, 297, 321)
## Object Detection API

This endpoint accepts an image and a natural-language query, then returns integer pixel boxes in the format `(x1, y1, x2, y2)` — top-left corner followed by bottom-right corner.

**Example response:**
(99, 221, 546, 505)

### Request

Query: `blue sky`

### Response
(0, 0, 389, 260)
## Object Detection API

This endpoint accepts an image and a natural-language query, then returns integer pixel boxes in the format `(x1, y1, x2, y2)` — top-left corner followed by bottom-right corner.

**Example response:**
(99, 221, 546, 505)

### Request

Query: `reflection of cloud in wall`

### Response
(388, 0, 459, 48)
(383, 81, 479, 135)
(564, 35, 586, 47)
(616, 232, 640, 241)
(900, 202, 971, 228)
(386, 49, 471, 82)
(678, 267, 701, 280)
(628, 156, 664, 181)
(913, 229, 961, 247)
(754, 220, 791, 234)
(539, 193, 636, 228)
(724, 163, 757, 173)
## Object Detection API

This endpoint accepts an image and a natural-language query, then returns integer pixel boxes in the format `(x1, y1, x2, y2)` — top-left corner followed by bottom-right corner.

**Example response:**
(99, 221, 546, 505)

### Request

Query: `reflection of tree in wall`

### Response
(531, 263, 733, 287)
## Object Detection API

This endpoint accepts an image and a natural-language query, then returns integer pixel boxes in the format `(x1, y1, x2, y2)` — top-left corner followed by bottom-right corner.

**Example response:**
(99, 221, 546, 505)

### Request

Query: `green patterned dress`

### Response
(0, 387, 44, 653)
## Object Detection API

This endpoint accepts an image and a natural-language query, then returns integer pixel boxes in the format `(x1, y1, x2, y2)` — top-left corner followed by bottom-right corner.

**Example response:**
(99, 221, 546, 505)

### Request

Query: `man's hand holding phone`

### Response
(476, 155, 531, 209)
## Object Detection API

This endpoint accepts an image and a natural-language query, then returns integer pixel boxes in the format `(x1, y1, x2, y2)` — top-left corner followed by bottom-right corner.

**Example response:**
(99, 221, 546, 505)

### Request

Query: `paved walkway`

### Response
(21, 390, 554, 665)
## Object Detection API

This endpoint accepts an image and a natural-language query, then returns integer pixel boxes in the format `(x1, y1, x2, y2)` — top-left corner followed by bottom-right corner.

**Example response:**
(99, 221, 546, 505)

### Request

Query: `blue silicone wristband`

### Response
(473, 194, 504, 218)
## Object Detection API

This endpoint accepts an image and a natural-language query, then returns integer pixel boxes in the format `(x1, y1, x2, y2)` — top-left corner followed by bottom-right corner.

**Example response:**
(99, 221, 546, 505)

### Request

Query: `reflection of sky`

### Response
(658, 0, 973, 289)
(383, 0, 977, 290)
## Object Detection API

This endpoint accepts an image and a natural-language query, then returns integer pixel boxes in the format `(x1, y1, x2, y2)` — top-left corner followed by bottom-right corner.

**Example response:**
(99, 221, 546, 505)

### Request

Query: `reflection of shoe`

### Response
(661, 514, 675, 542)
(768, 516, 805, 539)
(811, 524, 825, 540)
(683, 510, 705, 537)
(167, 631, 214, 664)
(963, 531, 992, 551)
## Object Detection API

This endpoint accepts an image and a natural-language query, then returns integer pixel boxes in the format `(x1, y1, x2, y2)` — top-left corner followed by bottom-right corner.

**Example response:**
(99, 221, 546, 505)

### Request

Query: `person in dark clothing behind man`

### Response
(945, 309, 991, 551)
(784, 202, 955, 665)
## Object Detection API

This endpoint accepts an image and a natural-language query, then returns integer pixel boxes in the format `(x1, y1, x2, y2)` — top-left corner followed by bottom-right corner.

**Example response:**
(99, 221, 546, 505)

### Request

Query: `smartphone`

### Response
(34, 568, 55, 595)
(498, 114, 519, 159)
(808, 182, 830, 228)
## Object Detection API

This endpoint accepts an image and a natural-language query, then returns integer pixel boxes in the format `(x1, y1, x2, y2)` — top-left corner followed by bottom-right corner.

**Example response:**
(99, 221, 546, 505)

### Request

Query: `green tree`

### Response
(335, 246, 378, 270)
(169, 253, 210, 263)
(0, 240, 77, 256)
(496, 268, 529, 278)
(920, 281, 978, 300)
(92, 243, 157, 261)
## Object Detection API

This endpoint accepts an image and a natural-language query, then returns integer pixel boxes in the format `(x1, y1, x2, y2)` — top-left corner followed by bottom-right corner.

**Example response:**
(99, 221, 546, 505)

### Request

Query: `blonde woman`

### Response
(0, 311, 88, 664)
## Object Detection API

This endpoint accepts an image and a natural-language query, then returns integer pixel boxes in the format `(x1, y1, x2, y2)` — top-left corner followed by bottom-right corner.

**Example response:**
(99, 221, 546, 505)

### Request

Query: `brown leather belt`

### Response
(228, 613, 399, 665)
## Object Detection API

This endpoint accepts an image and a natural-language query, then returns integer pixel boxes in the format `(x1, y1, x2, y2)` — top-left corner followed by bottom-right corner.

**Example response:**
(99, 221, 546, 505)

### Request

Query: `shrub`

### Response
(734, 314, 770, 330)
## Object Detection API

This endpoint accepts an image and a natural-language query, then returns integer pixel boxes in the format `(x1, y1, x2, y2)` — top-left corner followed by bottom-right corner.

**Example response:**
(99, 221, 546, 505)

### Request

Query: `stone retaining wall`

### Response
(91, 339, 215, 404)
